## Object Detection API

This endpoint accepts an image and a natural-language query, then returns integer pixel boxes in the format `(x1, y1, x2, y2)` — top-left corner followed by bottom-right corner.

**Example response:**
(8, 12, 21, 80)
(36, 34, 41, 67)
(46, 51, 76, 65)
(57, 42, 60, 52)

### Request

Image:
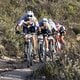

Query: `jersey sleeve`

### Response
(17, 14, 27, 26)
(18, 20, 25, 26)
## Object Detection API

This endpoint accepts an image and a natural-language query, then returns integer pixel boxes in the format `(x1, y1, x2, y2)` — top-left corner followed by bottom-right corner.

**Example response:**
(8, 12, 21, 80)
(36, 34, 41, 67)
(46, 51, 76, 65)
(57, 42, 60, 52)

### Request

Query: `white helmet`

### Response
(48, 19, 53, 22)
(26, 11, 34, 17)
(42, 18, 48, 23)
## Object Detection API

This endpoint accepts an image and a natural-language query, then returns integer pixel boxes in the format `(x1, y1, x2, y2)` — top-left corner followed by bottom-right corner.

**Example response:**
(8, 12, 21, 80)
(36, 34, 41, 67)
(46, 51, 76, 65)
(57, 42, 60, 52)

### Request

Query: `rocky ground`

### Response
(0, 56, 43, 80)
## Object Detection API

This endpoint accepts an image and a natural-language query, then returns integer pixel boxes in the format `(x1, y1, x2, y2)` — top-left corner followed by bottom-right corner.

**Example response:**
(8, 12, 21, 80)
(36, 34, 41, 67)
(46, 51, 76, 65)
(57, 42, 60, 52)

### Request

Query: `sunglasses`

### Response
(27, 15, 32, 17)
(43, 20, 48, 23)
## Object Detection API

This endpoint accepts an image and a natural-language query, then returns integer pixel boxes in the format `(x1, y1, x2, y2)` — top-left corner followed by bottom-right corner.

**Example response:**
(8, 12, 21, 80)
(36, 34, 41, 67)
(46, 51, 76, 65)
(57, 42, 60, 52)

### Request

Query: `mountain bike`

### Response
(20, 32, 34, 68)
(48, 33, 56, 62)
(37, 34, 47, 62)
(38, 33, 56, 62)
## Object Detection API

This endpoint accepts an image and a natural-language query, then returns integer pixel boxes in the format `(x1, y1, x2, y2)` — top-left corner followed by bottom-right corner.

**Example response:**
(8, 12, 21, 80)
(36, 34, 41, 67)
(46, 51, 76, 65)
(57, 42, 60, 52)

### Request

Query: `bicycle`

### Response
(37, 33, 56, 62)
(20, 32, 35, 68)
(37, 34, 47, 62)
(48, 33, 56, 62)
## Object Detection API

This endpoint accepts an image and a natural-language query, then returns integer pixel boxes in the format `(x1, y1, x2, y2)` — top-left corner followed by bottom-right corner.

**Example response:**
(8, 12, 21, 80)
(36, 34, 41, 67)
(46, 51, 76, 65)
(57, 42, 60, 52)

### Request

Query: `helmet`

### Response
(42, 18, 48, 23)
(26, 11, 34, 17)
(48, 19, 53, 22)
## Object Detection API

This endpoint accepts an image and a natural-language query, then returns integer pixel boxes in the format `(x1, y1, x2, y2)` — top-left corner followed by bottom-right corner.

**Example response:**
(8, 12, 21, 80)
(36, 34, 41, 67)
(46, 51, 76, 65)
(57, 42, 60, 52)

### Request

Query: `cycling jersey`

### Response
(59, 26, 65, 36)
(39, 19, 52, 34)
(17, 13, 39, 33)
(48, 19, 57, 31)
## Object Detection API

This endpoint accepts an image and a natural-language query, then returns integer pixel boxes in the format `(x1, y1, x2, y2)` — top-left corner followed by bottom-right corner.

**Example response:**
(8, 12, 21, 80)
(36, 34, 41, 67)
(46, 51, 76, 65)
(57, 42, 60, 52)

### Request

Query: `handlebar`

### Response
(42, 33, 53, 37)
(19, 32, 37, 36)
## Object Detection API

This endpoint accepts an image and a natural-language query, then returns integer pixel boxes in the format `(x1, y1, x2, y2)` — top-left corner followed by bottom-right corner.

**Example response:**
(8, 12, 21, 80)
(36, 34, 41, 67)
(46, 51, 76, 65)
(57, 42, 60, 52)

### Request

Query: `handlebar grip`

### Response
(16, 31, 20, 34)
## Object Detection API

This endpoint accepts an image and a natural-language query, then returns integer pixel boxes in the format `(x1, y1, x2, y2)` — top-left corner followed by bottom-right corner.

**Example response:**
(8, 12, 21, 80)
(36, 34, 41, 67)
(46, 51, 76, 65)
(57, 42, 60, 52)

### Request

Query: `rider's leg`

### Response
(32, 35, 37, 52)
(52, 38, 56, 53)
(30, 26, 37, 58)
(55, 34, 61, 52)
(31, 34, 38, 59)
(60, 35, 66, 50)
(44, 36, 49, 52)
(60, 35, 66, 45)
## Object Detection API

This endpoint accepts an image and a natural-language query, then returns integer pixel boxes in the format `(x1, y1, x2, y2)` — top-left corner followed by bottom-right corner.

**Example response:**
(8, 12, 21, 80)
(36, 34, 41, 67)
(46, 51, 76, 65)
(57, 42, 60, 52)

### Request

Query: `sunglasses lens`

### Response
(28, 15, 32, 17)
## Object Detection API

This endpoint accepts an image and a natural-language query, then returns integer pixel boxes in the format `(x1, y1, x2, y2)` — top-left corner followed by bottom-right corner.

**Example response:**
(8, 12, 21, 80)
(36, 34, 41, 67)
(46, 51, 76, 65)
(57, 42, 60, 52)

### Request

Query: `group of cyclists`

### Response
(15, 10, 66, 62)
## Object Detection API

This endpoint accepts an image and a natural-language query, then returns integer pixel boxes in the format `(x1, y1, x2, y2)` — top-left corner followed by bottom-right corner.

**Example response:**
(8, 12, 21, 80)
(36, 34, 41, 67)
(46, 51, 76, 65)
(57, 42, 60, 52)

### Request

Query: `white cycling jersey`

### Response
(17, 13, 39, 29)
(48, 19, 57, 31)
(39, 18, 52, 31)
(56, 23, 65, 32)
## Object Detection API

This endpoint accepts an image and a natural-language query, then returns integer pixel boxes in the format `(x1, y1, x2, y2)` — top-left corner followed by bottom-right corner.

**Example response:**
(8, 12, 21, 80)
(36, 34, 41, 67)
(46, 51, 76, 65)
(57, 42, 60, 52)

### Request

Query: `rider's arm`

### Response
(64, 29, 66, 35)
(15, 24, 20, 34)
(33, 17, 39, 31)
(63, 26, 66, 35)
(62, 26, 66, 35)
(15, 20, 24, 34)
(35, 21, 39, 30)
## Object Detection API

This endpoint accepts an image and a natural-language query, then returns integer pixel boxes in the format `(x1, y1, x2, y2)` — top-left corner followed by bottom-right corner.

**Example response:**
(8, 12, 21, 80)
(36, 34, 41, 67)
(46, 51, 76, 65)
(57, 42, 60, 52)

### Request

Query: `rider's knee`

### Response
(60, 35, 66, 44)
(44, 36, 48, 41)
(24, 35, 28, 41)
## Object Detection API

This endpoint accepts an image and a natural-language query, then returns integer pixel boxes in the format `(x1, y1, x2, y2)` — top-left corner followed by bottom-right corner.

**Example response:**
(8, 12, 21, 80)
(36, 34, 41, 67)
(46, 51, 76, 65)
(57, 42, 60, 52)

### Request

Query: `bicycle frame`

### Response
(24, 33, 33, 67)
(48, 34, 56, 62)
(38, 34, 46, 62)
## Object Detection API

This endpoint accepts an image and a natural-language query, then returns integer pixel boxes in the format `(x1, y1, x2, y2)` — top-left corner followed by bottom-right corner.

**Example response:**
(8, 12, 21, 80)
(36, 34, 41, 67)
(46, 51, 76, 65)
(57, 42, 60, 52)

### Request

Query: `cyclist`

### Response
(38, 18, 52, 52)
(55, 22, 66, 48)
(15, 11, 39, 59)
(48, 19, 57, 53)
